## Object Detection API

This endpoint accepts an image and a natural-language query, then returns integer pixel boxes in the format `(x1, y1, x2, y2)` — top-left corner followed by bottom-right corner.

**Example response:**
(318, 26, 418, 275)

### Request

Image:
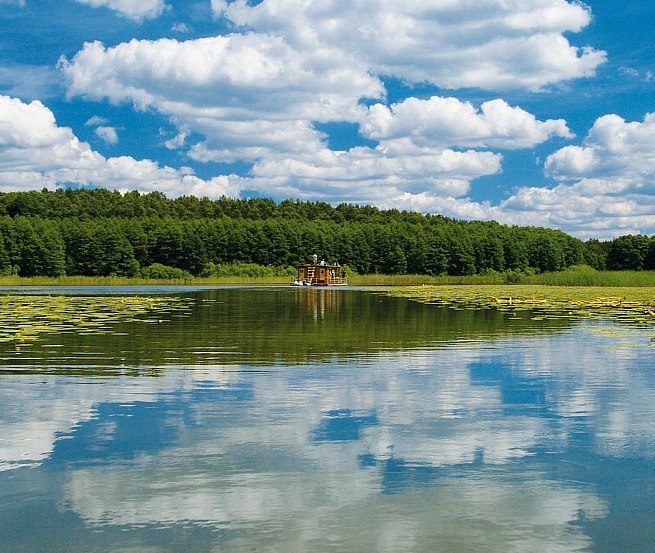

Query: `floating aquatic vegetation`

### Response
(0, 295, 193, 346)
(385, 285, 655, 328)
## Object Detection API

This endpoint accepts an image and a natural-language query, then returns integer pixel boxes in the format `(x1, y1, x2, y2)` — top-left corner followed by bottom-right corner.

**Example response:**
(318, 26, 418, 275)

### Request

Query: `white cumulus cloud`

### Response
(481, 112, 655, 236)
(171, 22, 191, 33)
(546, 113, 655, 181)
(51, 1, 638, 235)
(362, 97, 572, 151)
(95, 126, 118, 145)
(243, 146, 501, 202)
(58, 33, 577, 212)
(0, 95, 239, 197)
(497, 181, 655, 238)
(85, 115, 108, 127)
(60, 36, 382, 122)
(0, 95, 72, 148)
(60, 35, 383, 162)
(214, 0, 605, 91)
(75, 0, 167, 21)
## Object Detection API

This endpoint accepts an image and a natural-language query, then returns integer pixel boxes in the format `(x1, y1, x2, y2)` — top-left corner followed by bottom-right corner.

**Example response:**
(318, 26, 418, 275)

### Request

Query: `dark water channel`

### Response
(1, 287, 654, 552)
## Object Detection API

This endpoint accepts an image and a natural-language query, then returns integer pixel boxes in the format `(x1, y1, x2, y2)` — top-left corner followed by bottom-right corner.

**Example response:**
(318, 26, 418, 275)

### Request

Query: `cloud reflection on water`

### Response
(0, 318, 653, 551)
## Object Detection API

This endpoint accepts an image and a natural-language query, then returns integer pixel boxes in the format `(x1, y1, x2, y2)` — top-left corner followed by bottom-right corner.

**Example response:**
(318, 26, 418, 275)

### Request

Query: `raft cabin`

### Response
(291, 256, 347, 286)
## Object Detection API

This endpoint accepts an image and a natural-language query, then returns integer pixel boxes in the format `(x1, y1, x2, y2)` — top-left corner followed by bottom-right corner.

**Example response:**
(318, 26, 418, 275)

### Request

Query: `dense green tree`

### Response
(583, 239, 608, 270)
(89, 224, 139, 276)
(0, 216, 21, 270)
(422, 227, 449, 275)
(446, 231, 476, 276)
(644, 237, 655, 270)
(146, 218, 207, 275)
(527, 234, 564, 273)
(502, 230, 530, 271)
(121, 219, 149, 268)
(62, 220, 137, 276)
(606, 235, 650, 271)
(471, 226, 505, 272)
(0, 233, 11, 275)
(1, 188, 645, 277)
(7, 217, 66, 276)
(36, 220, 66, 277)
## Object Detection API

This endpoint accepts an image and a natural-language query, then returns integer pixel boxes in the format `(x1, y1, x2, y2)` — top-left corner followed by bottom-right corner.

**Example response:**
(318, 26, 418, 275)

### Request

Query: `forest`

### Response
(0, 188, 652, 278)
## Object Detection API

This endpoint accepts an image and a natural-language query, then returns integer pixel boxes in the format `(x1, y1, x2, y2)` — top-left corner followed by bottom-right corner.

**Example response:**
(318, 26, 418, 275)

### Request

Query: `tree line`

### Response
(0, 189, 651, 277)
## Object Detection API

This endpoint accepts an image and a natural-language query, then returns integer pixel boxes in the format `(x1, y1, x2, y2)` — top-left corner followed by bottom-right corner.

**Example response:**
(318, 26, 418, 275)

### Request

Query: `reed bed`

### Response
(523, 268, 655, 287)
(348, 268, 655, 287)
(0, 275, 290, 286)
(349, 274, 506, 286)
(0, 267, 654, 288)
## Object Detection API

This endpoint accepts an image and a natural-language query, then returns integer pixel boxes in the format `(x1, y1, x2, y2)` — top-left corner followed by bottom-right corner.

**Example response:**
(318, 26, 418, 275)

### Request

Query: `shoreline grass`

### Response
(0, 266, 654, 288)
(0, 275, 291, 287)
(522, 267, 655, 287)
(351, 268, 655, 287)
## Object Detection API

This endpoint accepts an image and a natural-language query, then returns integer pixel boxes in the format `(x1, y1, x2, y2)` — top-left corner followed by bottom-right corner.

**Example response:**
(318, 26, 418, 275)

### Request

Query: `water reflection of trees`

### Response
(3, 288, 574, 372)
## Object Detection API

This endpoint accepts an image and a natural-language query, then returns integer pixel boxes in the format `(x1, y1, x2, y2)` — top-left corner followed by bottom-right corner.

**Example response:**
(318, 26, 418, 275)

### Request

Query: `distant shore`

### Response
(1, 266, 655, 288)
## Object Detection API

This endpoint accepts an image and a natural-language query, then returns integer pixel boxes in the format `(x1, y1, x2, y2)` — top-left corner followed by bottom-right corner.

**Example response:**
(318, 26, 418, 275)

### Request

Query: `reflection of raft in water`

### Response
(291, 263, 347, 286)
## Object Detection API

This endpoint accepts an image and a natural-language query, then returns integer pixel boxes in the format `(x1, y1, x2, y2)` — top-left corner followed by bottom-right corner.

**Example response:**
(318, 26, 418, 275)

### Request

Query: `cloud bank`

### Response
(58, 16, 580, 226)
(0, 95, 238, 197)
(7, 0, 653, 236)
(212, 0, 605, 92)
(495, 113, 655, 237)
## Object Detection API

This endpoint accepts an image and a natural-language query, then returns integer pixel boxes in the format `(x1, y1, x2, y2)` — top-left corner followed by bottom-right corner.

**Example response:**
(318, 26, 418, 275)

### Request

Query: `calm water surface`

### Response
(1, 287, 654, 552)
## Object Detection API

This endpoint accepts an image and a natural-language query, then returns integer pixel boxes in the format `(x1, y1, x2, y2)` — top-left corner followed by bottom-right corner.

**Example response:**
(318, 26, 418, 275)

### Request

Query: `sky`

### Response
(0, 0, 654, 238)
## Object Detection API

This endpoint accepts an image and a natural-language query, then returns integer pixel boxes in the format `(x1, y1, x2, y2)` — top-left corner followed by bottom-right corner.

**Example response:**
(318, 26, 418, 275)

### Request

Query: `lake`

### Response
(1, 286, 654, 552)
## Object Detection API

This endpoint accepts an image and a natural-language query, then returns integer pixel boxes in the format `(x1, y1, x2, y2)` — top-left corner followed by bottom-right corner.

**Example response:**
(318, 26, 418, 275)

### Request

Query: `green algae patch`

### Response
(0, 295, 193, 347)
(385, 285, 655, 327)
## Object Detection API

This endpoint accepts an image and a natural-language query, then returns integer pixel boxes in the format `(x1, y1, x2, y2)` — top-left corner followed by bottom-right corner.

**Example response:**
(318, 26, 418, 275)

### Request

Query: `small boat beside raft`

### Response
(291, 260, 347, 286)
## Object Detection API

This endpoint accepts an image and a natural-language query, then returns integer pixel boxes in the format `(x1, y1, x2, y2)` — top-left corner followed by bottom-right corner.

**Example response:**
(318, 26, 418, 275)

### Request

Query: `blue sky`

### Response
(0, 0, 654, 237)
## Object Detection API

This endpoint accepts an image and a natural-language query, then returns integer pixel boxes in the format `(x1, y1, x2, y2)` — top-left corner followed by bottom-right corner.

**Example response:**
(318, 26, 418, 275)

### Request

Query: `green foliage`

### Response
(606, 235, 650, 271)
(502, 269, 527, 284)
(525, 264, 600, 285)
(62, 219, 139, 277)
(583, 239, 608, 270)
(201, 262, 295, 278)
(0, 233, 11, 275)
(0, 216, 65, 277)
(0, 188, 652, 278)
(524, 265, 655, 287)
(139, 263, 192, 279)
